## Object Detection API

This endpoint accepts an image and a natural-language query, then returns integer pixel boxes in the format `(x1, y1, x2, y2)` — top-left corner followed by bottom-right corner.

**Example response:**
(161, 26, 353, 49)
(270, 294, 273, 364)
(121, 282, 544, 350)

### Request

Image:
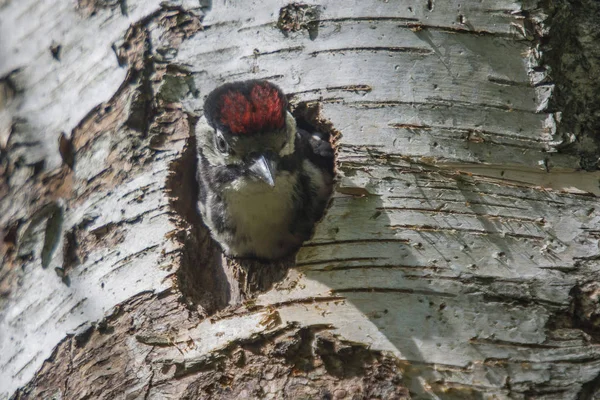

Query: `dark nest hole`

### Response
(290, 100, 340, 147)
(167, 103, 338, 316)
(547, 280, 600, 343)
(167, 129, 231, 316)
(290, 99, 340, 201)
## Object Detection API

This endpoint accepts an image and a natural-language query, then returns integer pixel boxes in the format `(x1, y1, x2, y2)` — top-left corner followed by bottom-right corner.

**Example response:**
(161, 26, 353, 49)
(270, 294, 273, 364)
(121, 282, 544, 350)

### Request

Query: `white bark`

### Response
(2, 0, 600, 399)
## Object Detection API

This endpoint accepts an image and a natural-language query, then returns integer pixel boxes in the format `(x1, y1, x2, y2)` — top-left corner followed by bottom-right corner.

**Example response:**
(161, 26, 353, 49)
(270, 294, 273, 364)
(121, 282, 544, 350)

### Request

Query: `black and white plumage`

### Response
(195, 80, 334, 260)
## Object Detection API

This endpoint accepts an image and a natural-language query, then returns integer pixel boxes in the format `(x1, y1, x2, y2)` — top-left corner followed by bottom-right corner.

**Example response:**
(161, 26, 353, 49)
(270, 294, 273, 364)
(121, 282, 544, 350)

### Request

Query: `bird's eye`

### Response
(215, 132, 230, 154)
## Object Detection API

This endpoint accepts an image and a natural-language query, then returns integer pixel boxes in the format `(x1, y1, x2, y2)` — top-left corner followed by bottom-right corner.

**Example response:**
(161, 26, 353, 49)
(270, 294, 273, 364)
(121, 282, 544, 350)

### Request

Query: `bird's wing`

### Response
(296, 127, 335, 173)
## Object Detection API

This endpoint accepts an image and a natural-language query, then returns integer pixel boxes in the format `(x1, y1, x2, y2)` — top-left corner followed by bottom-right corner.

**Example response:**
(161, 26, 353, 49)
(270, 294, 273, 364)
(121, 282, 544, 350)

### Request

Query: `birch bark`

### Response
(1, 0, 600, 399)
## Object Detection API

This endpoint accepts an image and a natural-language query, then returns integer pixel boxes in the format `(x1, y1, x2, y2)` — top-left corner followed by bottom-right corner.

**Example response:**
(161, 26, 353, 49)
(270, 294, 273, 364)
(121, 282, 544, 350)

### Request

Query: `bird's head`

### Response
(199, 80, 296, 187)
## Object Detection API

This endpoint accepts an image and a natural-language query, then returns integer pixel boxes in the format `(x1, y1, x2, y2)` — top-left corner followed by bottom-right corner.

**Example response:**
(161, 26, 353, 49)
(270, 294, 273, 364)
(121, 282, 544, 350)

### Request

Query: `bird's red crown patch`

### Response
(219, 82, 286, 135)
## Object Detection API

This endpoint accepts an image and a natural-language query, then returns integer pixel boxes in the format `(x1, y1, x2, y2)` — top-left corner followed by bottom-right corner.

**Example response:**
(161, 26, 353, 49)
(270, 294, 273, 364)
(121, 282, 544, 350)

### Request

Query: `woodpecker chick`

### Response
(195, 80, 334, 260)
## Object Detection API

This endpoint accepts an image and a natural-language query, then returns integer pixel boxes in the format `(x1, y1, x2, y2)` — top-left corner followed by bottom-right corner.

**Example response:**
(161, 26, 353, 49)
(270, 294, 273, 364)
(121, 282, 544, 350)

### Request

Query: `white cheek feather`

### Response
(195, 116, 213, 150)
(195, 117, 221, 164)
(279, 112, 296, 157)
(195, 116, 241, 166)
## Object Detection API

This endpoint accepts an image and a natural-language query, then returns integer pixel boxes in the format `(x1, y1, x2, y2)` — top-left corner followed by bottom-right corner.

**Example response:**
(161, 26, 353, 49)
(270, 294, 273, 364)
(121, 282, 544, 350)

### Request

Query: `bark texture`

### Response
(2, 0, 600, 399)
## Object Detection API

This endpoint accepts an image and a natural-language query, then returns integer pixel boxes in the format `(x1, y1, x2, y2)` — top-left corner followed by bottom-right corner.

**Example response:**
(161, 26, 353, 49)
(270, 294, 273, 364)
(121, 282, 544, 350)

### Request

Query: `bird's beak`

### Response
(248, 154, 275, 187)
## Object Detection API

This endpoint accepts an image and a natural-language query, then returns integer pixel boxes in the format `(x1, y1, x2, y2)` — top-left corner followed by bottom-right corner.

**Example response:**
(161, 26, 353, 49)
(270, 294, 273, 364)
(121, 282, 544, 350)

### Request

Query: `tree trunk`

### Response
(2, 0, 600, 398)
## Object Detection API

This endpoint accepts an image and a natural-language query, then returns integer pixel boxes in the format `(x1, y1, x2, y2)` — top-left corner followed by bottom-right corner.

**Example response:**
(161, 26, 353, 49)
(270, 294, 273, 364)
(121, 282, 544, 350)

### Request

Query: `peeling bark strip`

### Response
(11, 291, 408, 399)
(0, 3, 202, 396)
(2, 0, 600, 399)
